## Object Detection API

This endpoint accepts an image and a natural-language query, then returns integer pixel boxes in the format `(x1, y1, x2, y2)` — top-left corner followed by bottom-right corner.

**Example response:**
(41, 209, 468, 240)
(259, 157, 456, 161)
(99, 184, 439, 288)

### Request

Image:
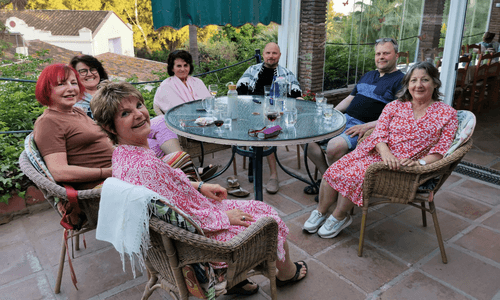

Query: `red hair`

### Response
(35, 63, 86, 106)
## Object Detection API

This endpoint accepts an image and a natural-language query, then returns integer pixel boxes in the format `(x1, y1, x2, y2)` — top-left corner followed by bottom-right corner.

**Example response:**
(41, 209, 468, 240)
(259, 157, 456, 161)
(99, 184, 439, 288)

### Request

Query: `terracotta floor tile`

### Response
(21, 209, 62, 238)
(55, 248, 144, 299)
(455, 226, 500, 263)
(0, 217, 29, 248)
(372, 202, 409, 216)
(33, 227, 111, 268)
(489, 160, 500, 171)
(463, 149, 499, 166)
(262, 259, 365, 300)
(364, 219, 440, 263)
(380, 271, 469, 300)
(395, 209, 470, 241)
(261, 191, 302, 216)
(482, 211, 500, 230)
(318, 238, 408, 293)
(422, 247, 500, 300)
(439, 174, 463, 189)
(434, 191, 491, 220)
(0, 275, 55, 300)
(106, 282, 166, 300)
(451, 179, 500, 206)
(348, 209, 387, 234)
(279, 180, 317, 206)
(0, 242, 41, 285)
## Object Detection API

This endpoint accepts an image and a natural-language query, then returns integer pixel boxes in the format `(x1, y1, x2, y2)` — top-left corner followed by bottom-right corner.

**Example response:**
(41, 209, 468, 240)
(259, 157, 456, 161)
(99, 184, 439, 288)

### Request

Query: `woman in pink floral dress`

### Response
(90, 81, 307, 293)
(303, 62, 459, 239)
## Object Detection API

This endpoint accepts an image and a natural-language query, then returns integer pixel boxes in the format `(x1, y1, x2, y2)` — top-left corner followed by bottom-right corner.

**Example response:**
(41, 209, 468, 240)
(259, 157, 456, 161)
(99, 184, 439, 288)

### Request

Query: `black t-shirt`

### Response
(237, 66, 302, 98)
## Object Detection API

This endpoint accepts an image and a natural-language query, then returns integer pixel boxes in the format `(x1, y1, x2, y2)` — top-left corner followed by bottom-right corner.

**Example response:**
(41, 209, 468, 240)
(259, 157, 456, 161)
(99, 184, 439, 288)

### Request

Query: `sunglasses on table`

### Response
(77, 67, 98, 76)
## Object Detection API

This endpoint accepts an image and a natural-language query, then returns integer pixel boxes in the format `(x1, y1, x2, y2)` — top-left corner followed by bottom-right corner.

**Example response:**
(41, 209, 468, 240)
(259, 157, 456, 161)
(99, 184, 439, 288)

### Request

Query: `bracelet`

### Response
(197, 181, 204, 192)
(99, 168, 103, 178)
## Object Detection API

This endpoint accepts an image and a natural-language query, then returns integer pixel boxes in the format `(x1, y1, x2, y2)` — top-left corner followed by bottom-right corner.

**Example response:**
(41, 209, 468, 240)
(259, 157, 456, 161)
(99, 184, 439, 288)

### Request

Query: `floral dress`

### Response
(112, 145, 289, 268)
(323, 100, 458, 206)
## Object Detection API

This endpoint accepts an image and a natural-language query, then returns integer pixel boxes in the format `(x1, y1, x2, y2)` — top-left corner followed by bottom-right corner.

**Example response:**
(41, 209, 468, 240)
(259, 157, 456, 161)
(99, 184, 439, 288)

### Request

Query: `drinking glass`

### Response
(284, 108, 298, 127)
(213, 107, 225, 134)
(202, 97, 214, 117)
(316, 93, 325, 113)
(323, 104, 334, 122)
(265, 103, 279, 127)
(209, 84, 218, 97)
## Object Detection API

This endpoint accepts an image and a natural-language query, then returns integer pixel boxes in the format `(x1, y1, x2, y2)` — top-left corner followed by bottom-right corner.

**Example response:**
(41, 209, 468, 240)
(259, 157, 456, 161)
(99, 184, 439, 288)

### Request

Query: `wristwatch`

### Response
(418, 159, 427, 166)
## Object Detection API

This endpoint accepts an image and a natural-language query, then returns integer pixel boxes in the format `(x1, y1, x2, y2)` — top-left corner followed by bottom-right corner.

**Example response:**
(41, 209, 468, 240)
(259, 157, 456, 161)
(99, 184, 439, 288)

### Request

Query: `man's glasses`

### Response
(375, 38, 397, 46)
(77, 67, 98, 76)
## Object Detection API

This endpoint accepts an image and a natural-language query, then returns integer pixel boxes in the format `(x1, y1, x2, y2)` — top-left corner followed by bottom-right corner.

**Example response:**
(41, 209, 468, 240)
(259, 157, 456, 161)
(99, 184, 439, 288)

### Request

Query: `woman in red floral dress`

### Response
(303, 61, 459, 239)
(90, 81, 307, 294)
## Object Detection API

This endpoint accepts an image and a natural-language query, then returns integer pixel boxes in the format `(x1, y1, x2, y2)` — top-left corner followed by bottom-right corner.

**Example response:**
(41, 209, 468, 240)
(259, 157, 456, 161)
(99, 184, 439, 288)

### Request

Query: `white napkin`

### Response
(195, 117, 215, 126)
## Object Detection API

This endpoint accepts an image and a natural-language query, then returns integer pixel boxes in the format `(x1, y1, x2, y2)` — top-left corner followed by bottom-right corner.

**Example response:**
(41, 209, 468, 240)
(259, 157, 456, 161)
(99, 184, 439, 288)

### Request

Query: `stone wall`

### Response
(418, 0, 446, 60)
(298, 0, 328, 94)
(489, 0, 500, 40)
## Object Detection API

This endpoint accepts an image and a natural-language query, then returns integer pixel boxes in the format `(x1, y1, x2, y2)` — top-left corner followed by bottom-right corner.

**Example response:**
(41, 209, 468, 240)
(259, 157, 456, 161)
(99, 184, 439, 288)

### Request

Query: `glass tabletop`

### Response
(164, 95, 346, 147)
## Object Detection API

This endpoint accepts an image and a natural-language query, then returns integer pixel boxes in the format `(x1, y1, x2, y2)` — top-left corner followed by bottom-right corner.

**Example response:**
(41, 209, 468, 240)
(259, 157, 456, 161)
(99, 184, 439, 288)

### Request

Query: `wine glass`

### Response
(265, 103, 279, 127)
(209, 84, 218, 97)
(213, 103, 226, 134)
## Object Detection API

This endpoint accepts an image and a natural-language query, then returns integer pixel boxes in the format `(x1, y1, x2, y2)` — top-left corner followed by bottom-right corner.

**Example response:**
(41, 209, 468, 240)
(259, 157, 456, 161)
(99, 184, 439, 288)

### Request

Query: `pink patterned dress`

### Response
(112, 145, 289, 268)
(323, 100, 458, 206)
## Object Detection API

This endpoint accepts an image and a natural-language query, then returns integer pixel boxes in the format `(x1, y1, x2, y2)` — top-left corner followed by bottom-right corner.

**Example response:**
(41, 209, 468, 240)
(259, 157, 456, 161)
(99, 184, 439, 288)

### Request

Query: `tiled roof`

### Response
(1, 40, 166, 82)
(96, 52, 167, 82)
(0, 10, 112, 36)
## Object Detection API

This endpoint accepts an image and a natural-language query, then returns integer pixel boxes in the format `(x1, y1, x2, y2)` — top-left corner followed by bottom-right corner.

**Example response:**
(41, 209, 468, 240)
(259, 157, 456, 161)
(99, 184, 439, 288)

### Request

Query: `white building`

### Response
(1, 10, 134, 57)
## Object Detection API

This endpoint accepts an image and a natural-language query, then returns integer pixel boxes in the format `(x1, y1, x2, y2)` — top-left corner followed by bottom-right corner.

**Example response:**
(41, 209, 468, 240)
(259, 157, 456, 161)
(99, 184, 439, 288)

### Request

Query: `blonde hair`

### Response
(91, 81, 145, 144)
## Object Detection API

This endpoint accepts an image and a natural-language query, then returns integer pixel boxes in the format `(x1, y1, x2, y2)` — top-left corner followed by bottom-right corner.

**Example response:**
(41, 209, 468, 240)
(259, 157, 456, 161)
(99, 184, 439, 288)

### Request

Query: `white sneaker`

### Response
(318, 214, 352, 238)
(303, 210, 327, 233)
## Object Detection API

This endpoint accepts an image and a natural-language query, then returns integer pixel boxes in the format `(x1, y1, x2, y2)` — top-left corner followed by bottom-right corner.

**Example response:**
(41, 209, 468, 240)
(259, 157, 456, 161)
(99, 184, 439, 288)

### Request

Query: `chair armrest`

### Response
(149, 216, 279, 265)
(362, 139, 473, 205)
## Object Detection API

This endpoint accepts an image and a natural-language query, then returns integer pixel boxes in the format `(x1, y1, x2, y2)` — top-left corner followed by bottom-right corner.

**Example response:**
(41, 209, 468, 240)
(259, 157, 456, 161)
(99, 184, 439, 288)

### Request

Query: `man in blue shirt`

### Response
(304, 38, 404, 195)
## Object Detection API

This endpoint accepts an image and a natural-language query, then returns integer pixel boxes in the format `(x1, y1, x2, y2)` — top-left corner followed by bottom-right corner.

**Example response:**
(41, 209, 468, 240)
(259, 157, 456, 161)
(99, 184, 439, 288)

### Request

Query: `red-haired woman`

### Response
(33, 63, 114, 189)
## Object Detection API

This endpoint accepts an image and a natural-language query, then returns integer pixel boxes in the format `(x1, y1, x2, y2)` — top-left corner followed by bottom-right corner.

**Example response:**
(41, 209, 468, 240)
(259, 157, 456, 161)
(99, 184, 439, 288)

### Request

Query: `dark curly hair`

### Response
(69, 55, 109, 81)
(396, 61, 443, 102)
(167, 50, 194, 76)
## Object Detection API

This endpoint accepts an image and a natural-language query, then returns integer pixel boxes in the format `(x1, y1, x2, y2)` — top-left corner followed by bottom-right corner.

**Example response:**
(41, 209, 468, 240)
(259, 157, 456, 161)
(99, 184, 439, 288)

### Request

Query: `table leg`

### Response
(274, 144, 316, 187)
(234, 146, 275, 201)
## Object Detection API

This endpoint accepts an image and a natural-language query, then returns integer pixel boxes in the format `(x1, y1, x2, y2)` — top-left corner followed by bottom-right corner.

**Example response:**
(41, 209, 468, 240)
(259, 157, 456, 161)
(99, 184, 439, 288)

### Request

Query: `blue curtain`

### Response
(151, 0, 282, 29)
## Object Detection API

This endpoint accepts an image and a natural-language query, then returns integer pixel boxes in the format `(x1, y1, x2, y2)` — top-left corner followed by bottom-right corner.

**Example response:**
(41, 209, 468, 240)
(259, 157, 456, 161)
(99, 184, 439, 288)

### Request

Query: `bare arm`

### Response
(44, 152, 112, 183)
(334, 95, 355, 113)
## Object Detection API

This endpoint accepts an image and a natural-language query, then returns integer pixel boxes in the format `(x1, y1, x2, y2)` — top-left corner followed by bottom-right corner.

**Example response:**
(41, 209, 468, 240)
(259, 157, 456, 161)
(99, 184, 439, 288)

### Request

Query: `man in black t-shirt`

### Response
(236, 42, 302, 194)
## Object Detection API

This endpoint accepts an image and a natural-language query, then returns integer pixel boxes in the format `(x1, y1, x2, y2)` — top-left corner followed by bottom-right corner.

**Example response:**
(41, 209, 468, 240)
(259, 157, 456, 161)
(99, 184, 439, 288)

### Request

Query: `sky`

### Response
(331, 0, 356, 16)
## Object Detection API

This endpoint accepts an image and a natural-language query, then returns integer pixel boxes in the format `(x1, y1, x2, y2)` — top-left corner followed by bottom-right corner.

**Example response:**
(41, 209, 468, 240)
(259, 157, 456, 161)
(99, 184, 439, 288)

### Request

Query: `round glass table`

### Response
(165, 95, 346, 200)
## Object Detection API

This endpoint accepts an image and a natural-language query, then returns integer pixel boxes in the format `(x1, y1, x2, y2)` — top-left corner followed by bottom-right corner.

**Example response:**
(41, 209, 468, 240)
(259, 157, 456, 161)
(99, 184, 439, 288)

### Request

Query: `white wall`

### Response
(93, 13, 134, 57)
(5, 13, 134, 57)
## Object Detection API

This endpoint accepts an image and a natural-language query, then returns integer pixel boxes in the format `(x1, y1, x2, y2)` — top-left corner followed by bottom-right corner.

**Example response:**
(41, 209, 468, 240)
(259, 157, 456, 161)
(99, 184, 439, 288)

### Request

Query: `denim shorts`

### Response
(317, 114, 365, 151)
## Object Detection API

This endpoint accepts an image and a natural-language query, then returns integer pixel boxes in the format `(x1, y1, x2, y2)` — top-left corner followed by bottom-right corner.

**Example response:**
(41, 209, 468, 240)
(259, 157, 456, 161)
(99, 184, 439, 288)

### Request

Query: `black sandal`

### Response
(226, 279, 259, 295)
(303, 180, 321, 195)
(276, 261, 308, 287)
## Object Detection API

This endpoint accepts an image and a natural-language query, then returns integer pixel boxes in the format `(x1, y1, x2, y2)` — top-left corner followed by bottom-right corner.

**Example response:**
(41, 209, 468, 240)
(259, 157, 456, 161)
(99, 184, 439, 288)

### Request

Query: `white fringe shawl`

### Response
(96, 178, 161, 278)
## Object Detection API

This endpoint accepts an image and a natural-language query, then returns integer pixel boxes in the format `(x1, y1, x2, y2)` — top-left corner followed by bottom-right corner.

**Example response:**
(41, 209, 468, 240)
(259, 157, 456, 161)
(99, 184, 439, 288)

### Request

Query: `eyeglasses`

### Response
(375, 38, 397, 46)
(77, 67, 98, 76)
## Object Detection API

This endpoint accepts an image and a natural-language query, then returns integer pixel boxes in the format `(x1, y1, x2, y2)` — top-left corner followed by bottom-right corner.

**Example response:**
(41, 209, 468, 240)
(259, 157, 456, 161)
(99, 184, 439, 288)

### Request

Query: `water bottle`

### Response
(226, 82, 238, 119)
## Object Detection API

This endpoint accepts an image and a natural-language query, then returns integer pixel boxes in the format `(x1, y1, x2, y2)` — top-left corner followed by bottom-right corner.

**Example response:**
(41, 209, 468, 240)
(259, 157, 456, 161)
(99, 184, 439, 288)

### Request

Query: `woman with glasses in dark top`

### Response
(69, 55, 109, 118)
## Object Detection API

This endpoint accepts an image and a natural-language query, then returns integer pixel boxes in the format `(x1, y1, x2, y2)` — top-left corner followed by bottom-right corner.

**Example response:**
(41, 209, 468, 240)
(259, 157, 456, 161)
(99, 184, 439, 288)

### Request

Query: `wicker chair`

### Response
(142, 216, 279, 300)
(18, 150, 101, 293)
(357, 138, 473, 264)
